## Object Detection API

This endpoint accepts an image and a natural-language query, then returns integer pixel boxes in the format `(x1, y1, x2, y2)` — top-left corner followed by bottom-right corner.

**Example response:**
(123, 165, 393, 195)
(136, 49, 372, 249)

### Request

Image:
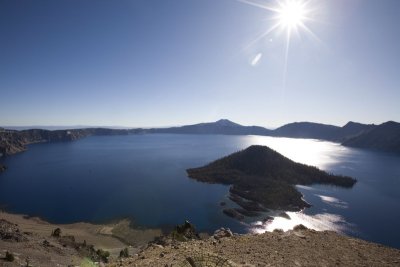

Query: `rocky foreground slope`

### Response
(111, 226, 400, 267)
(1, 213, 400, 267)
(0, 211, 160, 267)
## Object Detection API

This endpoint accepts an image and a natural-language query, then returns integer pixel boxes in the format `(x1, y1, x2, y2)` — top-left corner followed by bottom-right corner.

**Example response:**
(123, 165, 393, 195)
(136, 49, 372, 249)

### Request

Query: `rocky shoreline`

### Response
(0, 128, 144, 158)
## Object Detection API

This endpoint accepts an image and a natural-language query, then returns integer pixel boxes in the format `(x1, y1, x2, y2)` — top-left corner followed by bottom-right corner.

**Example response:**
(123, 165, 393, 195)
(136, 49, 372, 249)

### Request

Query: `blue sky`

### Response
(1, 0, 399, 128)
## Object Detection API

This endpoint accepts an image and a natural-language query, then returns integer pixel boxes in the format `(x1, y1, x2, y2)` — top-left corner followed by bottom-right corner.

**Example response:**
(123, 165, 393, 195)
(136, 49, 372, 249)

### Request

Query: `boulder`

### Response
(278, 212, 291, 220)
(293, 224, 308, 231)
(213, 228, 233, 240)
(0, 219, 27, 242)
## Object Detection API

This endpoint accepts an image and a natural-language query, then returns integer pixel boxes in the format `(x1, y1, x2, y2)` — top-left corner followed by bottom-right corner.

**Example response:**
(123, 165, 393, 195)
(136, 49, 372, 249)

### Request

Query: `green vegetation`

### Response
(187, 145, 356, 213)
(119, 247, 129, 258)
(96, 249, 110, 263)
(170, 220, 200, 242)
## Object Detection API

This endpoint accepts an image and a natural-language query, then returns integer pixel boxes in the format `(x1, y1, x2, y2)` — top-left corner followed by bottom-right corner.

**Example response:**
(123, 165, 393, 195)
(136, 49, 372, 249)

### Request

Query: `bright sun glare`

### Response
(276, 0, 307, 30)
(240, 0, 315, 40)
(241, 0, 318, 78)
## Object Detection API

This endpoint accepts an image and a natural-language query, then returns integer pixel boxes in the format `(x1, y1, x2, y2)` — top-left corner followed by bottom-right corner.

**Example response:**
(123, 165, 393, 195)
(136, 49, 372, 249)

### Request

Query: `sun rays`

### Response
(240, 0, 319, 75)
(241, 0, 316, 42)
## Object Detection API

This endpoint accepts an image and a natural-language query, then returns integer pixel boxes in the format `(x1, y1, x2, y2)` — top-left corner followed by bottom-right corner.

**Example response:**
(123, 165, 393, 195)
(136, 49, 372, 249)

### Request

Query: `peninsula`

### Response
(187, 145, 356, 218)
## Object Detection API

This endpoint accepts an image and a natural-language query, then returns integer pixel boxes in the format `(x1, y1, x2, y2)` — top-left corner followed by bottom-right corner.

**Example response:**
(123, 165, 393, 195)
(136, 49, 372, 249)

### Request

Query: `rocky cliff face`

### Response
(0, 131, 26, 155)
(0, 128, 143, 157)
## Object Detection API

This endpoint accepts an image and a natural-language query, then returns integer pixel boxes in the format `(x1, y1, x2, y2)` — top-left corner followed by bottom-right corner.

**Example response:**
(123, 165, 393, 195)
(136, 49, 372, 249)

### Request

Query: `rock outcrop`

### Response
(0, 219, 27, 242)
(213, 228, 233, 240)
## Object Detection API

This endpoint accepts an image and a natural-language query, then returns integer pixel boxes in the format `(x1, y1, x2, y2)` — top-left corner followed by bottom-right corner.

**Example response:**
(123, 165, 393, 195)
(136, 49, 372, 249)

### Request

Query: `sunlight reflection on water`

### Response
(250, 212, 350, 234)
(316, 194, 348, 209)
(244, 135, 351, 170)
(243, 136, 354, 234)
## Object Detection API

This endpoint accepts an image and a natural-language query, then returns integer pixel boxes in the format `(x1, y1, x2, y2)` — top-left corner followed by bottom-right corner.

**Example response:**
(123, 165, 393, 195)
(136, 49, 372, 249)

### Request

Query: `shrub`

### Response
(96, 249, 110, 263)
(5, 251, 14, 262)
(119, 247, 129, 258)
(51, 228, 61, 237)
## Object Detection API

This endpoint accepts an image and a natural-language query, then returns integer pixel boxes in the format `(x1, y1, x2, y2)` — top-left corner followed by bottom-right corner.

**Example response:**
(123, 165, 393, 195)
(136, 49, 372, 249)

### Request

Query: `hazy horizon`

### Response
(1, 117, 394, 131)
(1, 0, 399, 127)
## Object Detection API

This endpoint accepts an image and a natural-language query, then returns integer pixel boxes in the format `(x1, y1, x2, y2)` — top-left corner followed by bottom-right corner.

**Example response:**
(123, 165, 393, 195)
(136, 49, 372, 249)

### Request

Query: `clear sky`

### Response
(1, 0, 399, 128)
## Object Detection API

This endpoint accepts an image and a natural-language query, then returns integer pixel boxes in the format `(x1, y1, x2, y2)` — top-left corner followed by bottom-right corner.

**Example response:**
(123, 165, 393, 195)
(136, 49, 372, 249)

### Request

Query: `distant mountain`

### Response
(149, 119, 379, 143)
(272, 121, 376, 142)
(339, 121, 376, 141)
(342, 121, 400, 153)
(148, 119, 272, 136)
(1, 119, 399, 156)
(273, 122, 342, 141)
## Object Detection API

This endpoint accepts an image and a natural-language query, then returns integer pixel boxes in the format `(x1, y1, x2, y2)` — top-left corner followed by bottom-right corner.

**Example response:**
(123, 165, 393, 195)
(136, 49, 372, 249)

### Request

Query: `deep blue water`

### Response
(0, 134, 400, 248)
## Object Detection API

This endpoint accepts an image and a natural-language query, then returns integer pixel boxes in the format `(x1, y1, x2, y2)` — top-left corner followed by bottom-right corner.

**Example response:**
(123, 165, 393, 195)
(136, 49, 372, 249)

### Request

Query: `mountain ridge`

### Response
(1, 119, 399, 158)
(342, 121, 400, 153)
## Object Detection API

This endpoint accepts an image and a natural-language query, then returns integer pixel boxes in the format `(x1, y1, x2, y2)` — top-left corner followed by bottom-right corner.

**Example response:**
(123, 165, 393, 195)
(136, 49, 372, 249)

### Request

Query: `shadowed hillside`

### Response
(273, 121, 375, 141)
(148, 119, 272, 136)
(342, 121, 400, 153)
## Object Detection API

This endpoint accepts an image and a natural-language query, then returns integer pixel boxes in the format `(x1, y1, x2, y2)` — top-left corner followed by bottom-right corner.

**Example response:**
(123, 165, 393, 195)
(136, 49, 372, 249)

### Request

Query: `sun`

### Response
(240, 0, 319, 83)
(276, 0, 308, 30)
(240, 0, 316, 42)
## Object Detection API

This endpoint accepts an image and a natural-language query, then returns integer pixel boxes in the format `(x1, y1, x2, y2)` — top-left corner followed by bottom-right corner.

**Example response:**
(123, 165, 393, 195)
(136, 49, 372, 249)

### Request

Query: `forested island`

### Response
(187, 145, 356, 219)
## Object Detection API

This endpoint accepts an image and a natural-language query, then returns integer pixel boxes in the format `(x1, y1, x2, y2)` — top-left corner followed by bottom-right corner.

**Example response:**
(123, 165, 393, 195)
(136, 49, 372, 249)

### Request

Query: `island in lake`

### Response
(187, 145, 356, 219)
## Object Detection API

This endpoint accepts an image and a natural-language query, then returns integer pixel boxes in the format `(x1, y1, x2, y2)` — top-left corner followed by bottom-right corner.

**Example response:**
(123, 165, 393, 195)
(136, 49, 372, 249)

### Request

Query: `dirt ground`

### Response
(111, 229, 400, 267)
(1, 211, 400, 267)
(0, 211, 161, 266)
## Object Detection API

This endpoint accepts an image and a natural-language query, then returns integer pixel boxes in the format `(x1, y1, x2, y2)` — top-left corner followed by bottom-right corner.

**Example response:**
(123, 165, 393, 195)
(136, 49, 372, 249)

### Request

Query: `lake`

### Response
(0, 134, 399, 248)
